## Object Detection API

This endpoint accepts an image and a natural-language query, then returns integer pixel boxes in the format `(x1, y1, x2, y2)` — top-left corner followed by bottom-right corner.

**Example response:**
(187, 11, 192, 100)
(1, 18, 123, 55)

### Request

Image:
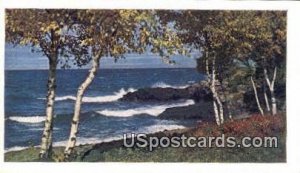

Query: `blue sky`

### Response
(5, 44, 199, 70)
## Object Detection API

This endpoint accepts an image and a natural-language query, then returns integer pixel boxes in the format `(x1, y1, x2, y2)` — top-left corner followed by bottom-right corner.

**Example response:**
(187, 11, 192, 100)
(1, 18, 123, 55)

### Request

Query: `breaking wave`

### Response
(5, 123, 186, 152)
(38, 88, 136, 103)
(8, 116, 45, 124)
(151, 82, 189, 89)
(140, 124, 186, 133)
(5, 146, 29, 153)
(97, 99, 195, 117)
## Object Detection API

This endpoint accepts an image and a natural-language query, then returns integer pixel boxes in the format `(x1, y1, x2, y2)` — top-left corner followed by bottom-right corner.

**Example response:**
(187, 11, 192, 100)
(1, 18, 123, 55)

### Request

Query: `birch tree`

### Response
(178, 11, 240, 125)
(258, 12, 286, 115)
(165, 10, 285, 121)
(64, 10, 184, 159)
(5, 9, 90, 159)
(165, 11, 220, 125)
(233, 11, 286, 116)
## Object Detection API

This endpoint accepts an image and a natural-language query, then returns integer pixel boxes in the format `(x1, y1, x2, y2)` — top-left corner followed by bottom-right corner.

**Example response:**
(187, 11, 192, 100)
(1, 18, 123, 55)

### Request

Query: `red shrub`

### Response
(193, 114, 285, 138)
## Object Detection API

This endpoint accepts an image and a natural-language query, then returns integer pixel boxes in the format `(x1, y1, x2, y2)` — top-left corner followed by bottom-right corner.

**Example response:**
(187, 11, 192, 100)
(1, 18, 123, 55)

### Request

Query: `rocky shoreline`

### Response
(120, 83, 212, 102)
(120, 82, 216, 121)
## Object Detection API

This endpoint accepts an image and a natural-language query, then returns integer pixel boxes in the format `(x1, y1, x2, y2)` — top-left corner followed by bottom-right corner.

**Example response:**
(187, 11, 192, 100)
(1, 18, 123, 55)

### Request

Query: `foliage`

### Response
(66, 10, 185, 64)
(168, 11, 286, 116)
(5, 9, 91, 67)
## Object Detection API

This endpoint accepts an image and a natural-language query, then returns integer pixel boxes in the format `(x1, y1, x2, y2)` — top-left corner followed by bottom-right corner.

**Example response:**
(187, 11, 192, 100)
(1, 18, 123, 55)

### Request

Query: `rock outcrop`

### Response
(119, 83, 212, 102)
(158, 101, 214, 121)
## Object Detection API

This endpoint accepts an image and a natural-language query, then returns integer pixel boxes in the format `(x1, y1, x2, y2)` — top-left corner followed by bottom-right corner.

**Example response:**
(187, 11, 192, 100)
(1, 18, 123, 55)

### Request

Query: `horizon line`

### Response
(4, 67, 197, 71)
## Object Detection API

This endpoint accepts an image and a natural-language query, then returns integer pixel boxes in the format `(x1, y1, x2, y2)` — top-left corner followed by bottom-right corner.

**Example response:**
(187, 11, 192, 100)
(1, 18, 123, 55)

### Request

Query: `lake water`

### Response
(5, 68, 204, 151)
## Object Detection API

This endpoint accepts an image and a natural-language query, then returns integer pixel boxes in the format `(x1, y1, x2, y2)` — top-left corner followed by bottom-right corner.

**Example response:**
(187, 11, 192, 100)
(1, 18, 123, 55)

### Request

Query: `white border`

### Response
(0, 1, 5, 166)
(1, 1, 300, 173)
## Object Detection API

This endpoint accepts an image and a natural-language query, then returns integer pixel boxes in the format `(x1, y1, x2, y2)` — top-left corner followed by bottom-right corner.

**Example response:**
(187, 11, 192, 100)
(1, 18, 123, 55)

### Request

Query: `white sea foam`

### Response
(38, 88, 136, 103)
(8, 116, 45, 124)
(5, 124, 186, 153)
(151, 82, 189, 89)
(52, 124, 186, 147)
(28, 127, 60, 131)
(140, 124, 186, 133)
(81, 88, 136, 103)
(55, 95, 76, 101)
(50, 124, 186, 146)
(5, 146, 30, 153)
(97, 99, 195, 117)
(52, 136, 124, 147)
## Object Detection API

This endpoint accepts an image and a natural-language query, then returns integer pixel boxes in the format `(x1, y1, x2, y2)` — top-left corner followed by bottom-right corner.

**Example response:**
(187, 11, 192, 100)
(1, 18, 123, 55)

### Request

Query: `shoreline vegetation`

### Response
(5, 112, 286, 162)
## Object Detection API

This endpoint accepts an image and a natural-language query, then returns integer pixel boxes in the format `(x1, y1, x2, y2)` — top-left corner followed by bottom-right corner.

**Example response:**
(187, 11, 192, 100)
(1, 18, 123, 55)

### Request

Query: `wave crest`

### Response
(151, 82, 189, 89)
(141, 124, 186, 133)
(5, 146, 29, 153)
(97, 99, 195, 117)
(81, 88, 136, 103)
(38, 88, 136, 103)
(8, 116, 45, 124)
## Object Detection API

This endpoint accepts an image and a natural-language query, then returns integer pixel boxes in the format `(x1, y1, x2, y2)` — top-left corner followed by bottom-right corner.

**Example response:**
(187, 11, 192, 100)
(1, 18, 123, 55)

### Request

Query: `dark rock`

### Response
(119, 87, 190, 102)
(119, 83, 212, 102)
(187, 84, 213, 102)
(158, 101, 215, 121)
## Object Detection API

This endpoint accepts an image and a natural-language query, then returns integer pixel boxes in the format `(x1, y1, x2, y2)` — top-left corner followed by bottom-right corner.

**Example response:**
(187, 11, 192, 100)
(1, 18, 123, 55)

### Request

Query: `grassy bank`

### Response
(5, 113, 286, 162)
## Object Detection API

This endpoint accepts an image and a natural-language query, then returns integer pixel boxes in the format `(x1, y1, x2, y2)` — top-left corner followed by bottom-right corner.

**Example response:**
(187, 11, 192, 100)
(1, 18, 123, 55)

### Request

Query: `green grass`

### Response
(5, 147, 41, 162)
(5, 141, 285, 162)
(81, 134, 285, 162)
(5, 147, 66, 162)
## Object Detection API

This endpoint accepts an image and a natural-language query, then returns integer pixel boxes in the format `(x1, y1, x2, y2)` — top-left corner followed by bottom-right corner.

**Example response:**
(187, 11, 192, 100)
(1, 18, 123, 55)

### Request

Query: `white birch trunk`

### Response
(270, 89, 277, 115)
(205, 52, 210, 80)
(228, 106, 233, 120)
(211, 56, 223, 125)
(250, 76, 264, 116)
(215, 92, 224, 124)
(213, 100, 220, 126)
(40, 58, 57, 158)
(204, 52, 223, 125)
(64, 56, 100, 158)
(205, 56, 220, 125)
(263, 84, 271, 112)
(205, 54, 220, 125)
(264, 67, 277, 115)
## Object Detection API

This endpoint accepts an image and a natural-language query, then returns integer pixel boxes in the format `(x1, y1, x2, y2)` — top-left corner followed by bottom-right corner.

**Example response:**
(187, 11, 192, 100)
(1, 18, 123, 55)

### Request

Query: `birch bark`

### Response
(263, 83, 271, 113)
(250, 76, 264, 116)
(64, 56, 101, 158)
(40, 56, 57, 158)
(210, 56, 223, 125)
(264, 67, 277, 115)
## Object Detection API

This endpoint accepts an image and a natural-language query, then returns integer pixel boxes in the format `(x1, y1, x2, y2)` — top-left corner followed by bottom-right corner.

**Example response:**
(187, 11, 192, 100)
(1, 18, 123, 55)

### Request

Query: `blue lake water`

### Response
(5, 68, 204, 151)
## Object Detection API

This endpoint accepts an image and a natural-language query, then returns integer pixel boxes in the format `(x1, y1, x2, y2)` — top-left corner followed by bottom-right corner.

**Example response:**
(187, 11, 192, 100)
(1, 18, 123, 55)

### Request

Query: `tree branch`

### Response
(271, 66, 277, 88)
(264, 68, 272, 89)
